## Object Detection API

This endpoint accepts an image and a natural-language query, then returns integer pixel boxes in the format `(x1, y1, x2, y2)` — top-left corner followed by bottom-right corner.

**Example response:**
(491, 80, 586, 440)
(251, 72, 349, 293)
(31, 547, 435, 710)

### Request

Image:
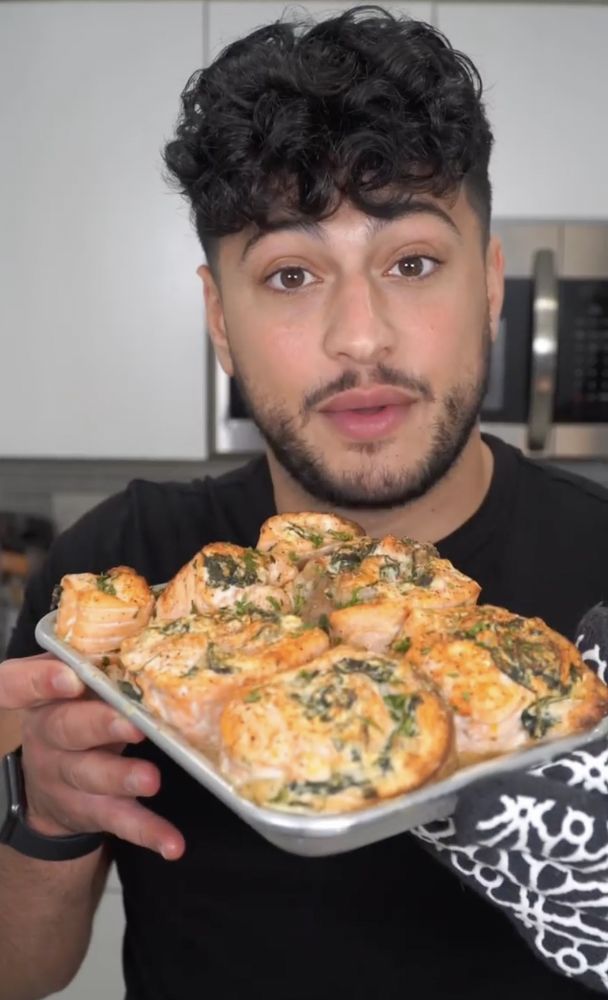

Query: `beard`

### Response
(232, 324, 491, 511)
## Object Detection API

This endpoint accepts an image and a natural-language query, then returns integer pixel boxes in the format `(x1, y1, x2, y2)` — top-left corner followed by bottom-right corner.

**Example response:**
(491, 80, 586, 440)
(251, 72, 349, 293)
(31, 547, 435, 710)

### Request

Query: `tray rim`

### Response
(35, 610, 608, 844)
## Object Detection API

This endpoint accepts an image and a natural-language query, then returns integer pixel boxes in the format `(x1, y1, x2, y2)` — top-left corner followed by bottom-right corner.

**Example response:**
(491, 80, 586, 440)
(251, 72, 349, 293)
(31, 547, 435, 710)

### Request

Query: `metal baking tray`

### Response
(36, 610, 608, 857)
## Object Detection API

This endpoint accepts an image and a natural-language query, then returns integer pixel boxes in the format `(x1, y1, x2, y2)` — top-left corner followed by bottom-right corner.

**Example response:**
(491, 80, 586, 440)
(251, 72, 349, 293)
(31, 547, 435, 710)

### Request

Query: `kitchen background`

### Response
(1, 1, 607, 997)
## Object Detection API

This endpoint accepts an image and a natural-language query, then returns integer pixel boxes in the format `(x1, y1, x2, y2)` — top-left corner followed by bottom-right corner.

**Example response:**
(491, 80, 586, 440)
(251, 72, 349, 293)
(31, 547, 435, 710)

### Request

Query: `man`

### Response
(1, 7, 608, 999)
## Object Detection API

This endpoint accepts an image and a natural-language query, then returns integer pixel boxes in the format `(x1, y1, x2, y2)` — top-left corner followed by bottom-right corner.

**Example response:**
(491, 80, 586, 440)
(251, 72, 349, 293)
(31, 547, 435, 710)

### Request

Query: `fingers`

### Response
(37, 698, 144, 752)
(29, 789, 185, 860)
(0, 654, 84, 709)
(57, 748, 160, 798)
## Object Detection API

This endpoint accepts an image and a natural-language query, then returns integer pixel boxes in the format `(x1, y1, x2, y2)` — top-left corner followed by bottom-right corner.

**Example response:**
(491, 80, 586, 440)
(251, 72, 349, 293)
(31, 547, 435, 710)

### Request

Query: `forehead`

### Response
(218, 187, 479, 270)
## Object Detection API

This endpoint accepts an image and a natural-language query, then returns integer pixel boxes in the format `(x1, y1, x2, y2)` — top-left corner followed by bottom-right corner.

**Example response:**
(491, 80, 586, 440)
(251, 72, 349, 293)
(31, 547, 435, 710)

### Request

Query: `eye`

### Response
(387, 256, 439, 279)
(266, 266, 316, 291)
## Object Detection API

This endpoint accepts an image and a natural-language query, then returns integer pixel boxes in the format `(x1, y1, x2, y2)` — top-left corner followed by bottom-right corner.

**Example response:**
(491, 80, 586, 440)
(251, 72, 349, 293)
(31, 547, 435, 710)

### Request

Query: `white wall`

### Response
(436, 3, 608, 220)
(0, 2, 206, 460)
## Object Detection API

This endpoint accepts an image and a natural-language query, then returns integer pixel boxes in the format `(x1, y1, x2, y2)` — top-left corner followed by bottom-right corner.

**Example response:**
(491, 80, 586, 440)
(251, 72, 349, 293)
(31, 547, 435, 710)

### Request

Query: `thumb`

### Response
(0, 654, 85, 709)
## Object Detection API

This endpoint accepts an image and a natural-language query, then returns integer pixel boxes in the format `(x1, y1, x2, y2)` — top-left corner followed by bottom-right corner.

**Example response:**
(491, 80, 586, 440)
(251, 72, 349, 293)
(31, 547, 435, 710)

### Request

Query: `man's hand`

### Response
(0, 653, 185, 859)
(414, 603, 608, 994)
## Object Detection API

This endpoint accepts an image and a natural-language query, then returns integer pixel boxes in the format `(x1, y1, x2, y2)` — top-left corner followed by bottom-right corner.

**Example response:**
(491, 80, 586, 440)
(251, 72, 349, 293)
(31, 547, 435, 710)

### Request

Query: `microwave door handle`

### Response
(527, 248, 559, 452)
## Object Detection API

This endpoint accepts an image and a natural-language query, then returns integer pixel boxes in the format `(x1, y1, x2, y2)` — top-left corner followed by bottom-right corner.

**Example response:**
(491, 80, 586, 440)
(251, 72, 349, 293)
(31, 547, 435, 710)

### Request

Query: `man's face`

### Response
(204, 191, 504, 509)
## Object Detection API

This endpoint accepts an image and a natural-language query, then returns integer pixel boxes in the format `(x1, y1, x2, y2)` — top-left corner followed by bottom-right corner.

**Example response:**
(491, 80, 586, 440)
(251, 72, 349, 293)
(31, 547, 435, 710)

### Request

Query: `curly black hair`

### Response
(163, 5, 493, 269)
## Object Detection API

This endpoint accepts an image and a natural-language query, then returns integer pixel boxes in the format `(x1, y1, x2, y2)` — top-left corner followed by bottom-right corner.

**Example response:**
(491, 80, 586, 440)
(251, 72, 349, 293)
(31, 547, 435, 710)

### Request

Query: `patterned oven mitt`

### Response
(413, 603, 608, 994)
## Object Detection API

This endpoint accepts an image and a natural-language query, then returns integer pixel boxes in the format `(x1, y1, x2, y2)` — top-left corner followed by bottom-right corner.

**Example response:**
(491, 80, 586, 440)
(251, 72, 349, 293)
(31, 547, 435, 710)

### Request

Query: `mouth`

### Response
(318, 387, 418, 441)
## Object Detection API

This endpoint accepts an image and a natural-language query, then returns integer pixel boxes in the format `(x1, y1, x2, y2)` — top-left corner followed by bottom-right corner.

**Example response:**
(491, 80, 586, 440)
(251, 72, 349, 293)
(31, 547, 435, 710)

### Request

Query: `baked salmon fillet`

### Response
(54, 566, 154, 661)
(120, 615, 330, 748)
(297, 535, 479, 626)
(390, 604, 608, 764)
(154, 542, 291, 620)
(218, 645, 456, 813)
(257, 512, 365, 575)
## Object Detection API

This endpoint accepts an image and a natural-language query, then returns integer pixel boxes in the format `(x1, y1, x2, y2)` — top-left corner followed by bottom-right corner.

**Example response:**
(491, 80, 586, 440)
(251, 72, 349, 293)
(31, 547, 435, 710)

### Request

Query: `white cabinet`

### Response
(0, 2, 206, 459)
(208, 2, 434, 61)
(436, 3, 608, 220)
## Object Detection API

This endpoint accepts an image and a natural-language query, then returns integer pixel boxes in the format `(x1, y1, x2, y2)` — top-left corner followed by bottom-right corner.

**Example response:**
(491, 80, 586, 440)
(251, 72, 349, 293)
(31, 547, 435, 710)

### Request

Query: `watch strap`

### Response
(4, 749, 104, 861)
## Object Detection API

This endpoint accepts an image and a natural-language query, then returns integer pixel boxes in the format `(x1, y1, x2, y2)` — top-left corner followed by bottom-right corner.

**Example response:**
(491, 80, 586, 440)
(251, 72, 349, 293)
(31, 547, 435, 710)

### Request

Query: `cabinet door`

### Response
(436, 3, 608, 220)
(0, 2, 206, 458)
(208, 2, 434, 60)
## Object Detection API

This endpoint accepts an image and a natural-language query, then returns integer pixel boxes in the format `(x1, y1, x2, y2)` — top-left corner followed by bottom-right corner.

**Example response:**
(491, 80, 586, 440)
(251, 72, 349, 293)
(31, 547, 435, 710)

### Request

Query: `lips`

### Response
(320, 387, 416, 413)
(319, 387, 417, 441)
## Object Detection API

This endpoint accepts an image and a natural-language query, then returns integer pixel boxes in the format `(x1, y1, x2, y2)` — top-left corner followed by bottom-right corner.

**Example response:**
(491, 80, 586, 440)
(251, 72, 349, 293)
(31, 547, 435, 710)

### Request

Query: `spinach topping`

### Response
(485, 637, 569, 694)
(118, 680, 143, 702)
(317, 613, 330, 633)
(97, 572, 117, 596)
(521, 697, 563, 739)
(291, 681, 358, 721)
(205, 644, 235, 675)
(383, 693, 421, 738)
(328, 541, 375, 575)
(376, 693, 422, 771)
(204, 552, 260, 590)
(158, 619, 192, 636)
(271, 772, 375, 804)
(334, 656, 395, 684)
(379, 558, 401, 583)
(411, 548, 435, 587)
(327, 529, 355, 542)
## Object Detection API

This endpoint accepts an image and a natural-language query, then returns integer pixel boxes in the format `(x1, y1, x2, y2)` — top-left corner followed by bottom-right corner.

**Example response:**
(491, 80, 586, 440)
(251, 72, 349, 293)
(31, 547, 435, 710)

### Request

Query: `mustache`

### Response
(302, 364, 435, 414)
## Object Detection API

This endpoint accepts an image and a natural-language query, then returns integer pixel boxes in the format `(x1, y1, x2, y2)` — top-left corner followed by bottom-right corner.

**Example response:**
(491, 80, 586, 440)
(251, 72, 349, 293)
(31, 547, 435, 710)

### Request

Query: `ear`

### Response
(197, 264, 234, 375)
(485, 236, 505, 343)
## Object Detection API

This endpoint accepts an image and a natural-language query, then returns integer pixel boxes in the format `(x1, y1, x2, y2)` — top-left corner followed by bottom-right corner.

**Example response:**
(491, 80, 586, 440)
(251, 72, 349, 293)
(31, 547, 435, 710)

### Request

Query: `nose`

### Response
(322, 275, 398, 367)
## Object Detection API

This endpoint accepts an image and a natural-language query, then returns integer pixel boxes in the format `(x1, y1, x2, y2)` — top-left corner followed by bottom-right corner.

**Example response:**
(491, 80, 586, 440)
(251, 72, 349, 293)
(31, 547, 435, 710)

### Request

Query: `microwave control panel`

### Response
(555, 280, 608, 422)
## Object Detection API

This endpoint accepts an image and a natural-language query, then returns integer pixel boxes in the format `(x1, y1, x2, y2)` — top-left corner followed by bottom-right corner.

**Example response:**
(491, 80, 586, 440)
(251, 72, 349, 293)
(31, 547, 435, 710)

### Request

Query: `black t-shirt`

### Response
(8, 434, 608, 1000)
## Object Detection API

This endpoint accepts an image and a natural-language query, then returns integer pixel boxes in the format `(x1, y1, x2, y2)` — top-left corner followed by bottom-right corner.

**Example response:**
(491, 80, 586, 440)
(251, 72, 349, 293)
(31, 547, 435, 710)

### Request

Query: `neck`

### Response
(266, 427, 494, 544)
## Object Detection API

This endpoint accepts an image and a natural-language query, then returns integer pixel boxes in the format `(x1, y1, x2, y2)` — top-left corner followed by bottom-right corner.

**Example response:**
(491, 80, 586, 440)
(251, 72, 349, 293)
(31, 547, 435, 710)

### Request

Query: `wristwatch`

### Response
(0, 748, 104, 860)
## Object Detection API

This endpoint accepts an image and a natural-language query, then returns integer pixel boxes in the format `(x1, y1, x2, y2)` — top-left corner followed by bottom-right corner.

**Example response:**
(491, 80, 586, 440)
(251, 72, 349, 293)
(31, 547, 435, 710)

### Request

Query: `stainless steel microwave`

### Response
(208, 221, 608, 459)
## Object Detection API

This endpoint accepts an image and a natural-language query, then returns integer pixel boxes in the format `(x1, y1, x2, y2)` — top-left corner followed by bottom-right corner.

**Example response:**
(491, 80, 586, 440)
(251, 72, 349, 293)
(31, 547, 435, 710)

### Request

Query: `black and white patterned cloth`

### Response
(413, 603, 608, 994)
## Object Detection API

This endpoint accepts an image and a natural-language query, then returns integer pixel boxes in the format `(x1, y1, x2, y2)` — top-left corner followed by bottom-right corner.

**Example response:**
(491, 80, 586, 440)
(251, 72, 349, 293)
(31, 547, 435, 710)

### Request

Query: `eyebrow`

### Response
(239, 199, 461, 262)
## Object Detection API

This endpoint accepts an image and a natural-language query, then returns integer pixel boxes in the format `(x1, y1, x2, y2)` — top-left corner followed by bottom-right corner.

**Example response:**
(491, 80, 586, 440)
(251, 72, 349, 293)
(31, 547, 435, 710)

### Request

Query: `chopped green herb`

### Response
(392, 637, 411, 655)
(97, 572, 117, 596)
(293, 591, 307, 615)
(286, 523, 324, 548)
(244, 689, 262, 703)
(327, 530, 354, 542)
(297, 669, 320, 683)
(204, 553, 259, 590)
(266, 596, 282, 613)
(383, 693, 421, 738)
